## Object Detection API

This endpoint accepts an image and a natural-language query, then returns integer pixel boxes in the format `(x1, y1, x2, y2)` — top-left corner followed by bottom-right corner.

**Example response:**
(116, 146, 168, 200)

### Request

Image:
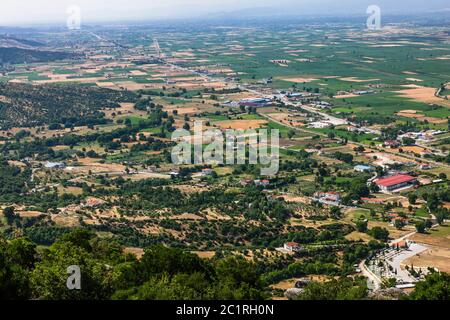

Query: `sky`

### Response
(0, 0, 449, 25)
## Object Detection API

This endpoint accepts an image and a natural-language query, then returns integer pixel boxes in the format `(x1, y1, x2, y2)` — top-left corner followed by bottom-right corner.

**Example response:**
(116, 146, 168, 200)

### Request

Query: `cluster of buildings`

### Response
(312, 101, 332, 109)
(354, 164, 374, 173)
(238, 97, 272, 107)
(240, 179, 271, 187)
(336, 90, 374, 96)
(347, 125, 381, 135)
(398, 130, 444, 143)
(308, 121, 333, 129)
(313, 191, 341, 206)
(44, 162, 66, 169)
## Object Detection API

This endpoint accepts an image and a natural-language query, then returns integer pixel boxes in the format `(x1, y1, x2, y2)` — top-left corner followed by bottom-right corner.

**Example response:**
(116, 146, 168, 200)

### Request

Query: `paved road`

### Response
(291, 103, 348, 126)
(388, 242, 428, 284)
(359, 260, 382, 290)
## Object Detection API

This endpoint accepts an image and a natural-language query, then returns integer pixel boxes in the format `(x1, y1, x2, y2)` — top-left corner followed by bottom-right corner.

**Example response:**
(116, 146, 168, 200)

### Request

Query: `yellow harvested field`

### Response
(129, 70, 147, 76)
(402, 71, 418, 75)
(401, 146, 427, 154)
(277, 76, 318, 83)
(403, 246, 450, 273)
(406, 78, 423, 82)
(334, 94, 359, 99)
(214, 120, 268, 130)
(339, 77, 380, 82)
(124, 247, 145, 259)
(96, 82, 117, 88)
(396, 86, 450, 107)
(17, 210, 45, 218)
(192, 251, 216, 259)
(396, 111, 447, 124)
(345, 231, 373, 243)
(278, 195, 311, 204)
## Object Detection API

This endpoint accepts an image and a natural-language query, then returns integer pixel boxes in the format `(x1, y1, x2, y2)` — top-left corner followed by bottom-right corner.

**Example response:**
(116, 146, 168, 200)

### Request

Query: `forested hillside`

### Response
(0, 47, 77, 65)
(0, 83, 137, 128)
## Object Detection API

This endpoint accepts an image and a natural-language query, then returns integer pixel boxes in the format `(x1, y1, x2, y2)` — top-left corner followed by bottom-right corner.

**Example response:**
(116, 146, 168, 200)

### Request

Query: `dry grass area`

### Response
(124, 247, 145, 259)
(165, 106, 199, 115)
(16, 210, 45, 218)
(403, 246, 450, 273)
(214, 119, 268, 130)
(396, 86, 450, 107)
(276, 76, 318, 83)
(339, 77, 380, 82)
(396, 110, 447, 124)
(270, 275, 330, 290)
(67, 158, 126, 174)
(401, 146, 427, 154)
(368, 221, 416, 239)
(334, 94, 359, 99)
(345, 231, 373, 243)
(278, 194, 311, 204)
(406, 78, 423, 82)
(192, 251, 216, 259)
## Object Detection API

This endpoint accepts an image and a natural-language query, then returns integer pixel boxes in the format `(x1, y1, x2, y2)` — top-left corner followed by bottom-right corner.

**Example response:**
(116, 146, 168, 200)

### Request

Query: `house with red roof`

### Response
(375, 174, 418, 192)
(284, 242, 303, 253)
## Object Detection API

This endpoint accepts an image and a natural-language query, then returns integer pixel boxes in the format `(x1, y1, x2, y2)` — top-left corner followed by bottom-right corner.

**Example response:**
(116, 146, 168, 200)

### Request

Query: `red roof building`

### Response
(375, 174, 417, 192)
(284, 242, 303, 252)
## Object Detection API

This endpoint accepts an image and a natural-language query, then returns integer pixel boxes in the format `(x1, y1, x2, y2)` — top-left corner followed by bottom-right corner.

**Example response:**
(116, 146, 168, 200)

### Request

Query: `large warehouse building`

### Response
(375, 174, 418, 192)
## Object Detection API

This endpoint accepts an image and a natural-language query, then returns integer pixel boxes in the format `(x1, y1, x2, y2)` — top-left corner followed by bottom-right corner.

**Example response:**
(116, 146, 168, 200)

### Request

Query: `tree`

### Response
(415, 221, 426, 234)
(435, 211, 446, 225)
(394, 219, 405, 230)
(0, 237, 34, 299)
(3, 207, 17, 225)
(330, 207, 342, 218)
(356, 220, 368, 233)
(30, 241, 114, 300)
(295, 277, 368, 300)
(369, 227, 389, 242)
(287, 130, 296, 140)
(408, 272, 450, 300)
(402, 137, 415, 146)
(349, 183, 370, 199)
(408, 194, 418, 205)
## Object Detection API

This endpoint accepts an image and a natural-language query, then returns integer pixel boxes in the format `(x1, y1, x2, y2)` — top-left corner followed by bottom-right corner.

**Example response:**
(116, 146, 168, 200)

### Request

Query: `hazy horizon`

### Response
(0, 0, 449, 26)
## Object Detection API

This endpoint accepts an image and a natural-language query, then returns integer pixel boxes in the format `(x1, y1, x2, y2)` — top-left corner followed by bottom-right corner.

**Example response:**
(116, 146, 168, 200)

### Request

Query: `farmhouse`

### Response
(45, 162, 66, 169)
(239, 98, 271, 107)
(354, 164, 374, 172)
(314, 101, 332, 109)
(255, 179, 270, 187)
(313, 191, 341, 206)
(201, 168, 214, 176)
(384, 140, 401, 148)
(418, 163, 432, 170)
(284, 242, 303, 253)
(308, 121, 333, 129)
(375, 174, 417, 192)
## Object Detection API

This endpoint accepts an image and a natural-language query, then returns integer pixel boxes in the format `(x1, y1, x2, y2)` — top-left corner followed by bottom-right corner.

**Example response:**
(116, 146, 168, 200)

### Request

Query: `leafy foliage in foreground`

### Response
(0, 229, 266, 300)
